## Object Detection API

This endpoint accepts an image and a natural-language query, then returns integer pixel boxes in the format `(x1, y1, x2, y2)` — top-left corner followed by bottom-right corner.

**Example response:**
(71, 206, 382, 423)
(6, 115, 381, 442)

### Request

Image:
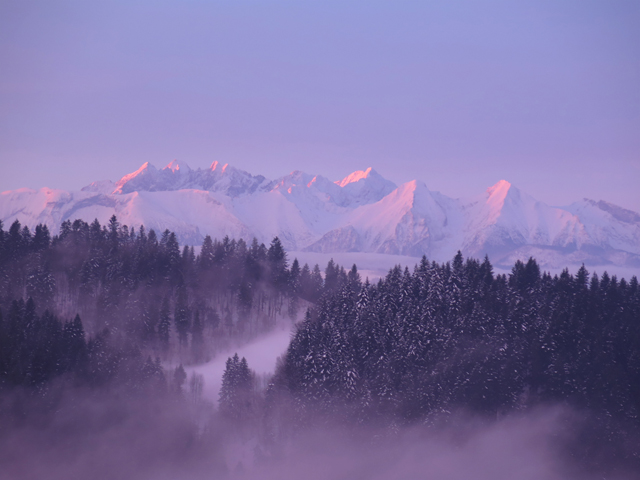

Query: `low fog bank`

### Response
(226, 407, 636, 480)
(2, 223, 639, 479)
(0, 383, 223, 480)
(185, 325, 292, 402)
(1, 383, 637, 479)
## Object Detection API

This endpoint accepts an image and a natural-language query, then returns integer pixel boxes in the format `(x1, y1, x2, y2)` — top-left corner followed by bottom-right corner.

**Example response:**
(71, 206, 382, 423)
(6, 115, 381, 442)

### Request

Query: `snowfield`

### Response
(2, 160, 639, 274)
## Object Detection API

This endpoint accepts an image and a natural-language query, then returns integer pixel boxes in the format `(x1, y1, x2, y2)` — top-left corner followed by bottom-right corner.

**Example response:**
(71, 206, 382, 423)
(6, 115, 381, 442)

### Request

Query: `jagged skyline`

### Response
(1, 2, 638, 211)
(2, 160, 639, 274)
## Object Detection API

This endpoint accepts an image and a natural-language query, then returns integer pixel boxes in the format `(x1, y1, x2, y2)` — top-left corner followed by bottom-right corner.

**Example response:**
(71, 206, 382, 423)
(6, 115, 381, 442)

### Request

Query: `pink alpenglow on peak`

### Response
(485, 180, 514, 208)
(121, 162, 153, 182)
(336, 167, 375, 187)
(332, 168, 397, 207)
(3, 163, 639, 272)
(164, 160, 191, 173)
(307, 176, 320, 188)
(112, 162, 156, 194)
(483, 179, 534, 213)
(210, 161, 230, 174)
(487, 179, 512, 197)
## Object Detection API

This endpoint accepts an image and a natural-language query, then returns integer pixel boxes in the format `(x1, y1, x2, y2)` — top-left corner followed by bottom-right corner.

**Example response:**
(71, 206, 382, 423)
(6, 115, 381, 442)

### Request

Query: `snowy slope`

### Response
(112, 161, 269, 197)
(564, 199, 640, 255)
(306, 180, 449, 256)
(2, 161, 639, 271)
(461, 181, 588, 256)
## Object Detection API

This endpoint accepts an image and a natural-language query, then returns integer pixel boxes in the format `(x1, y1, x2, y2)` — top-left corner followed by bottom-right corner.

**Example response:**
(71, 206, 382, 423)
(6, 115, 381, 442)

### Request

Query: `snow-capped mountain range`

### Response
(2, 160, 639, 270)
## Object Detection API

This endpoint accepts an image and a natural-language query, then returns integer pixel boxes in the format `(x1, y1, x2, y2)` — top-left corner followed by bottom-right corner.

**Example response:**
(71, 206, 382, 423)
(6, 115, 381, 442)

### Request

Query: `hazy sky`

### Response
(1, 1, 638, 210)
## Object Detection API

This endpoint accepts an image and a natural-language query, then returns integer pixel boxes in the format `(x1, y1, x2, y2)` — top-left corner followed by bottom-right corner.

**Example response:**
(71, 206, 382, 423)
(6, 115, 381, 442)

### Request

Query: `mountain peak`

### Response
(485, 179, 525, 207)
(113, 162, 157, 193)
(581, 199, 640, 225)
(210, 161, 230, 174)
(336, 168, 376, 187)
(4, 163, 640, 271)
(164, 159, 191, 173)
(332, 168, 397, 207)
(487, 179, 512, 196)
(123, 161, 154, 178)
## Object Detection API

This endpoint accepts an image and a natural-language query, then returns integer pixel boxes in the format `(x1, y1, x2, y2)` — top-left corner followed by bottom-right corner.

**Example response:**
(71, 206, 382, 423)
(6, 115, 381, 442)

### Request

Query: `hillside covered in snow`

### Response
(1, 160, 639, 271)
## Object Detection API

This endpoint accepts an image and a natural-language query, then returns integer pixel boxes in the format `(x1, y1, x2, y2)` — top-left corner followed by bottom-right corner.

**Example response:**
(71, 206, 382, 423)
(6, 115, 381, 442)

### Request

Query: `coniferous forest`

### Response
(276, 255, 640, 470)
(0, 217, 639, 479)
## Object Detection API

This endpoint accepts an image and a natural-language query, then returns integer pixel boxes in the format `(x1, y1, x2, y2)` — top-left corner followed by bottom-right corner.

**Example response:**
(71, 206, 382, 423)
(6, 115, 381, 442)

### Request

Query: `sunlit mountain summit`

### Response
(2, 160, 639, 270)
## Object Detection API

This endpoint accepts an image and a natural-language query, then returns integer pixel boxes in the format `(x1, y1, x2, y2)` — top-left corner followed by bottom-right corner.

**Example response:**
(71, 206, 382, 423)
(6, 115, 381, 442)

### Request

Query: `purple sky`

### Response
(1, 1, 638, 210)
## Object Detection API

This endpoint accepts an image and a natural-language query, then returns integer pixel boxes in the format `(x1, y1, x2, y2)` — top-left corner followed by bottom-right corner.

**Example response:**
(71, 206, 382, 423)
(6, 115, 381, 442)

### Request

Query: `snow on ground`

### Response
(4, 163, 640, 271)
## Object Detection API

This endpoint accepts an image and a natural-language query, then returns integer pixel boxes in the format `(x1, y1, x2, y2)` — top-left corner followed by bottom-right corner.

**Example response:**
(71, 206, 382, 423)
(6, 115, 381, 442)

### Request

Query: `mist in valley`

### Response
(0, 219, 638, 479)
(1, 386, 633, 480)
(2, 0, 639, 476)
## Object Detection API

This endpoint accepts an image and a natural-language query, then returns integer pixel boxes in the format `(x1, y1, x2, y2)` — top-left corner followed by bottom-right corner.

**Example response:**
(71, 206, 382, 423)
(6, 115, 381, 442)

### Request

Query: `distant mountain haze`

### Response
(1, 161, 639, 271)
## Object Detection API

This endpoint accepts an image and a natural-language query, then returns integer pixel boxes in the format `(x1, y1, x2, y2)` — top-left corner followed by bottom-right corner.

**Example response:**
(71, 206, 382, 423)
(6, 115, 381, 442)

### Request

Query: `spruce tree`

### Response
(158, 296, 171, 349)
(174, 286, 190, 346)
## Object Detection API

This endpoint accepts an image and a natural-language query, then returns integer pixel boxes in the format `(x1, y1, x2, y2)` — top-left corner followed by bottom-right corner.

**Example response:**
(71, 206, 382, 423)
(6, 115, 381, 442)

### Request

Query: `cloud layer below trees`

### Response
(238, 408, 575, 480)
(185, 326, 293, 403)
(4, 399, 630, 480)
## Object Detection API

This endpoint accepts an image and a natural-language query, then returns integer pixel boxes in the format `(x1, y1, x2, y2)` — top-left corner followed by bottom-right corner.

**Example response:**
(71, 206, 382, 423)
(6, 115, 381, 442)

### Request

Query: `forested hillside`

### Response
(0, 216, 354, 363)
(274, 254, 640, 469)
(1, 218, 638, 477)
(0, 217, 357, 479)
